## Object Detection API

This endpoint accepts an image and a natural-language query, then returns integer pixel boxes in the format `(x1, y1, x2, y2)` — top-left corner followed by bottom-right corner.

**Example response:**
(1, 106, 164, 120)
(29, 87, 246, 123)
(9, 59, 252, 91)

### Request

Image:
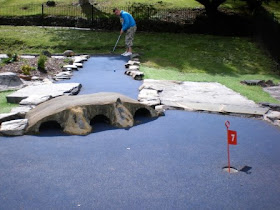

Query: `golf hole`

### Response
(223, 166, 238, 173)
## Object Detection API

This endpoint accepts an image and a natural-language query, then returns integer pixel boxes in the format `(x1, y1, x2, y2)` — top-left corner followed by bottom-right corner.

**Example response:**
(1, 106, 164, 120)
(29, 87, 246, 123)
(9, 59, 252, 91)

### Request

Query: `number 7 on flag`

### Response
(228, 130, 237, 145)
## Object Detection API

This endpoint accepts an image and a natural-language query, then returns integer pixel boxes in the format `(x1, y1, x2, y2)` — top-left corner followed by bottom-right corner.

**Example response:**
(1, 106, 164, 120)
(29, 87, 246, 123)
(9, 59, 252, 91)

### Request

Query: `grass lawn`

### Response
(0, 26, 279, 114)
(0, 0, 256, 9)
(0, 91, 18, 113)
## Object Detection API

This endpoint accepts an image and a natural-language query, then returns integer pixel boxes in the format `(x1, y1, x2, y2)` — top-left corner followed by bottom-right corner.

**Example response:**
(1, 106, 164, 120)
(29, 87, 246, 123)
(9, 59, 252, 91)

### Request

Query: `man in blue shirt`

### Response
(113, 8, 137, 56)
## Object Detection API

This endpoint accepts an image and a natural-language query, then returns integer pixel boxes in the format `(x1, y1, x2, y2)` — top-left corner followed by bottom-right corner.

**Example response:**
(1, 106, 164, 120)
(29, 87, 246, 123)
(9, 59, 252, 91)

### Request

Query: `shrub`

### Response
(37, 54, 47, 72)
(2, 53, 19, 64)
(21, 64, 32, 75)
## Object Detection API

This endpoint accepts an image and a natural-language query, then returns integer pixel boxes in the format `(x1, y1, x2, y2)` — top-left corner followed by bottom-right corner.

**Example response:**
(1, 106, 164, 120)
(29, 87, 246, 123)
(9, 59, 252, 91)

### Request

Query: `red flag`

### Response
(228, 130, 237, 145)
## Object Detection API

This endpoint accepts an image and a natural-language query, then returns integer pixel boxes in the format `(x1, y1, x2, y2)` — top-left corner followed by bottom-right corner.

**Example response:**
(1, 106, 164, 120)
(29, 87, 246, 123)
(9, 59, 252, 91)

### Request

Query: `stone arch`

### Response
(134, 108, 152, 119)
(90, 114, 111, 125)
(39, 120, 62, 133)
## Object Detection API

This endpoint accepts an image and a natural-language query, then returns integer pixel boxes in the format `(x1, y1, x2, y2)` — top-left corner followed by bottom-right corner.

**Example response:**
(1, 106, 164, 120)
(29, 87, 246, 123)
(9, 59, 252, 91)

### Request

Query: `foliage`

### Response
(0, 91, 18, 114)
(0, 26, 278, 104)
(37, 54, 47, 72)
(21, 64, 32, 75)
(195, 0, 227, 16)
(1, 53, 19, 64)
(127, 3, 157, 19)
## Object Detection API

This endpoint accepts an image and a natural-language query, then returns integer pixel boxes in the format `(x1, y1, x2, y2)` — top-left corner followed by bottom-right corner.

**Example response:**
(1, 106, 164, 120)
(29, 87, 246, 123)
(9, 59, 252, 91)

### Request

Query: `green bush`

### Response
(2, 53, 19, 64)
(37, 54, 47, 72)
(21, 64, 32, 75)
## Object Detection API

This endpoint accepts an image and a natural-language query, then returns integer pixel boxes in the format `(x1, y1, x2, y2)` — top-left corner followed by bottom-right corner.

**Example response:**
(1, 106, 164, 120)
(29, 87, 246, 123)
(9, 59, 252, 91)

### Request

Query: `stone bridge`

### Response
(25, 92, 159, 135)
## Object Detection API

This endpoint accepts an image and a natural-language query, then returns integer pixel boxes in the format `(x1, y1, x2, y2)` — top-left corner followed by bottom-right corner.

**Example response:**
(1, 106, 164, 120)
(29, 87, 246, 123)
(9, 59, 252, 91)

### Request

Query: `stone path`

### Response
(1, 55, 280, 136)
(139, 79, 269, 116)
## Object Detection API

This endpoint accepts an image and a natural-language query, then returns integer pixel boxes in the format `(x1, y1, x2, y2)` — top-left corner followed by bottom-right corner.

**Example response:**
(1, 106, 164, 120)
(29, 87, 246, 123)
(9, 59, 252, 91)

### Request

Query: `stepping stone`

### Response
(129, 65, 140, 71)
(6, 83, 82, 103)
(263, 86, 280, 101)
(11, 106, 33, 117)
(63, 65, 78, 71)
(73, 62, 83, 68)
(0, 112, 23, 123)
(0, 119, 28, 136)
(19, 95, 52, 106)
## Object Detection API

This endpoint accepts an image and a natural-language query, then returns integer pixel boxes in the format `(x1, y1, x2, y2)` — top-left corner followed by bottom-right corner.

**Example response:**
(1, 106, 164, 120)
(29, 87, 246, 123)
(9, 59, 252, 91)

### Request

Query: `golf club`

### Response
(111, 34, 121, 53)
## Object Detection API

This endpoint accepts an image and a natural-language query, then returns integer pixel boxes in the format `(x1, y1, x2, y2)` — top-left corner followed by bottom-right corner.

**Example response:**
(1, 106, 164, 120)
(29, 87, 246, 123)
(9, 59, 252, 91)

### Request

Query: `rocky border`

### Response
(0, 54, 90, 136)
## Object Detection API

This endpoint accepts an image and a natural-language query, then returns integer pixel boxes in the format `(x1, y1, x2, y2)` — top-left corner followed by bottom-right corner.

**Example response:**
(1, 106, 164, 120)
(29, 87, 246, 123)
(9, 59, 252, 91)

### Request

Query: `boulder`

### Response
(63, 50, 75, 57)
(0, 72, 24, 91)
(25, 92, 158, 135)
(0, 119, 28, 136)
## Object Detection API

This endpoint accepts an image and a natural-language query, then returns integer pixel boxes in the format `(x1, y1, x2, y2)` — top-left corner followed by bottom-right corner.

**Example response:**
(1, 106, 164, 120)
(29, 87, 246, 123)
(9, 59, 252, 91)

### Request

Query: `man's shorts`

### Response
(125, 26, 137, 48)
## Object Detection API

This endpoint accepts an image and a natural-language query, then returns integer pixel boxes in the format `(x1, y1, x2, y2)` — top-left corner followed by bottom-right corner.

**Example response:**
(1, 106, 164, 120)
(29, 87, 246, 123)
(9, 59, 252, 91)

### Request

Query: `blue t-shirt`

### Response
(120, 10, 136, 31)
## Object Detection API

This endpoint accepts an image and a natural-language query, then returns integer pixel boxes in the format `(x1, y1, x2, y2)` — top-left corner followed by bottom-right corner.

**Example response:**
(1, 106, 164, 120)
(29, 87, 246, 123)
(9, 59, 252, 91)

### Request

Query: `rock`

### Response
(131, 53, 140, 59)
(130, 71, 144, 80)
(41, 50, 52, 57)
(20, 55, 36, 59)
(241, 80, 265, 86)
(19, 74, 32, 81)
(0, 54, 9, 59)
(241, 80, 276, 87)
(31, 76, 41, 81)
(54, 72, 73, 80)
(73, 56, 88, 63)
(63, 106, 92, 135)
(19, 95, 52, 106)
(6, 83, 82, 103)
(0, 119, 28, 136)
(129, 65, 140, 71)
(63, 50, 75, 57)
(0, 72, 24, 91)
(0, 112, 23, 123)
(259, 102, 280, 111)
(138, 79, 269, 116)
(73, 63, 83, 68)
(138, 89, 161, 106)
(263, 86, 280, 101)
(63, 65, 78, 71)
(25, 92, 158, 135)
(264, 111, 280, 122)
(125, 60, 140, 68)
(155, 105, 165, 116)
(11, 106, 33, 118)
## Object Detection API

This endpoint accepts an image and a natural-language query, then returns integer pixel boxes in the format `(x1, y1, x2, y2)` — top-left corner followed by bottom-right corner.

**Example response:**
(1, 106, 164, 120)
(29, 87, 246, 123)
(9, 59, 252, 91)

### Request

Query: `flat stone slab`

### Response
(0, 119, 28, 136)
(6, 83, 82, 104)
(263, 86, 280, 101)
(139, 79, 269, 116)
(0, 72, 24, 91)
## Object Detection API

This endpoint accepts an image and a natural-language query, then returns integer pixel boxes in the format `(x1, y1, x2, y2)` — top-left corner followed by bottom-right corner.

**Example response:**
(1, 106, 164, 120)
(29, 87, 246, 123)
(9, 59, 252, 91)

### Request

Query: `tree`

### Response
(195, 0, 227, 17)
(79, 0, 90, 6)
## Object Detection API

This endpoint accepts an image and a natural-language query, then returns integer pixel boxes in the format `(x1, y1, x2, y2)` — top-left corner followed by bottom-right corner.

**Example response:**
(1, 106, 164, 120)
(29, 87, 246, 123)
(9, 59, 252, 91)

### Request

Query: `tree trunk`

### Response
(79, 0, 90, 6)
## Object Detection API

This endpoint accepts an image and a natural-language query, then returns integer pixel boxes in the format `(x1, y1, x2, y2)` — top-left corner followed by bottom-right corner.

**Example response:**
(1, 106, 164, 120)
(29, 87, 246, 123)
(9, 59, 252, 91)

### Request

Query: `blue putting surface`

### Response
(1, 111, 280, 209)
(1, 56, 280, 209)
(59, 55, 141, 99)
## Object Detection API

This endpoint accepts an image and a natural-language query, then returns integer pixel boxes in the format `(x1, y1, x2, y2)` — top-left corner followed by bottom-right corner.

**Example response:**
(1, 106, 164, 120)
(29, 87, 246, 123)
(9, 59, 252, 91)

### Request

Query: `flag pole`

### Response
(225, 121, 231, 173)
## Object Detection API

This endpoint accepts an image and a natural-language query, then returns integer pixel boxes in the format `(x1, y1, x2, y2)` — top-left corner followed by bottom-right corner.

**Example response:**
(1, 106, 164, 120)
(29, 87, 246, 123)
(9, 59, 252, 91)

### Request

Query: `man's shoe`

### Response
(121, 52, 128, 56)
(123, 52, 132, 56)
